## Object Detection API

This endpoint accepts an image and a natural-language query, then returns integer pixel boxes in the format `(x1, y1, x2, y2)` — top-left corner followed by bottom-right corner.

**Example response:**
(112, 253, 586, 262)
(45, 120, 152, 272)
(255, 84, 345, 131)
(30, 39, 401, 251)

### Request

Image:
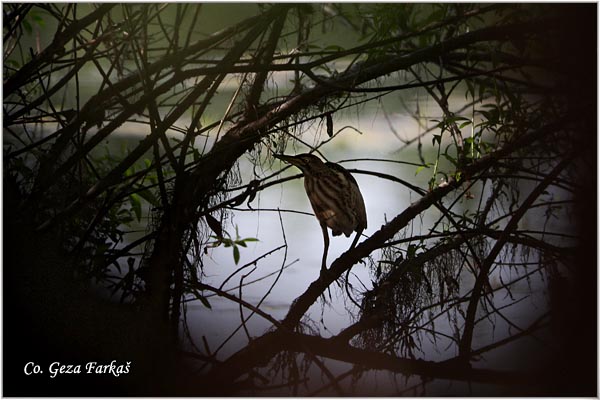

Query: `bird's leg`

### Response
(320, 222, 330, 273)
(350, 229, 363, 249)
(319, 222, 334, 301)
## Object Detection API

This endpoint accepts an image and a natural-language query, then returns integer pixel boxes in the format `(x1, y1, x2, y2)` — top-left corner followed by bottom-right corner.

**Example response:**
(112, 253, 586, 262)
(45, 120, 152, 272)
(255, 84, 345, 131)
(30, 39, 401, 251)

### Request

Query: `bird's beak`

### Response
(273, 153, 298, 165)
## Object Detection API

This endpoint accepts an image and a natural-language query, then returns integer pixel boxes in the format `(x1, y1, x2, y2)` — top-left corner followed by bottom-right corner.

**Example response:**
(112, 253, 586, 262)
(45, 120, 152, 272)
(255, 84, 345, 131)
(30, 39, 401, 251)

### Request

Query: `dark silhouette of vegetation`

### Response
(3, 3, 596, 396)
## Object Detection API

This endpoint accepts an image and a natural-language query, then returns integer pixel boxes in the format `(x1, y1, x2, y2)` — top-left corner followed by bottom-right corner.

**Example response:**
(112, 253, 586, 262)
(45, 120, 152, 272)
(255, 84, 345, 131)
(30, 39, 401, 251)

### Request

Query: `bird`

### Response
(274, 153, 367, 273)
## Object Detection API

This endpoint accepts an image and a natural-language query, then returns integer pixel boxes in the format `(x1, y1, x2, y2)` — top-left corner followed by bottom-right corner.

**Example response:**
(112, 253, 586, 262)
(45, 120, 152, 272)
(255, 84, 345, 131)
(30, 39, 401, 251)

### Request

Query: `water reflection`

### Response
(52, 81, 571, 394)
(44, 60, 572, 394)
(164, 97, 567, 394)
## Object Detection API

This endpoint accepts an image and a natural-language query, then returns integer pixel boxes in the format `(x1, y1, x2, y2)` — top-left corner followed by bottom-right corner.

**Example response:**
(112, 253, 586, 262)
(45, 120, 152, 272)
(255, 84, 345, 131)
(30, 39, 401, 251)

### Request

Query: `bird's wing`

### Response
(325, 162, 359, 186)
(326, 162, 367, 231)
(352, 183, 367, 230)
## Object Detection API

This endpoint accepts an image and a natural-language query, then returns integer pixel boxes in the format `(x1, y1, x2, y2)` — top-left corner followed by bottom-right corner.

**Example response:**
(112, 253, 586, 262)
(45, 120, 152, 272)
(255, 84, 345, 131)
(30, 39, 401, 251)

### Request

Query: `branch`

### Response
(200, 116, 573, 387)
(281, 118, 572, 330)
(4, 4, 116, 96)
(459, 155, 574, 357)
(282, 331, 542, 386)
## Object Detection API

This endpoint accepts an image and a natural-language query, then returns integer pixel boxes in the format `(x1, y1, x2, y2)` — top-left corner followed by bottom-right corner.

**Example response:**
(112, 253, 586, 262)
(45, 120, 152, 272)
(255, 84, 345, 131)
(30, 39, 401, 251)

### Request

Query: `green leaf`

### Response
(129, 193, 142, 222)
(415, 164, 429, 175)
(137, 188, 159, 207)
(205, 214, 223, 239)
(32, 13, 45, 27)
(479, 80, 486, 99)
(22, 19, 32, 34)
(6, 59, 20, 68)
(407, 244, 417, 259)
(459, 120, 473, 129)
(465, 80, 475, 99)
(198, 295, 212, 309)
(233, 246, 240, 265)
(326, 113, 334, 138)
(443, 153, 457, 167)
(443, 115, 470, 128)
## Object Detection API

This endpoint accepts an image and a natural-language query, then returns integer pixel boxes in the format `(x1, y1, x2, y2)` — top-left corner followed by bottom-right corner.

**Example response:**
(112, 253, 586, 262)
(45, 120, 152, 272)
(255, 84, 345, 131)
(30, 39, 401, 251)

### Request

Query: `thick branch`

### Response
(201, 117, 573, 387)
(283, 331, 541, 386)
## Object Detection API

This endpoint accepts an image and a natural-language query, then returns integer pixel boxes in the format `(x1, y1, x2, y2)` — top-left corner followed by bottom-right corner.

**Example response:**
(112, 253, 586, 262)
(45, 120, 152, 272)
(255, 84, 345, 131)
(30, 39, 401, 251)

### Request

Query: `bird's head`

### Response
(274, 153, 325, 173)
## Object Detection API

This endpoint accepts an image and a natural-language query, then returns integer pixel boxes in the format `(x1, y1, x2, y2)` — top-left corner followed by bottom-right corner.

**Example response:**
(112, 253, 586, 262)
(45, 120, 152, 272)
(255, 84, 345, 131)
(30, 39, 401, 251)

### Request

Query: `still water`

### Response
(5, 4, 579, 395)
(34, 72, 567, 393)
(23, 36, 567, 393)
(108, 91, 564, 395)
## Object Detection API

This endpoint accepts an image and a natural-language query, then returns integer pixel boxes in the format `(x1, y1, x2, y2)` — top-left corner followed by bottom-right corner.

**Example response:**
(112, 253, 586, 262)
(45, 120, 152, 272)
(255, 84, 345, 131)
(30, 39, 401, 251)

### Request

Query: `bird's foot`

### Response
(320, 267, 340, 287)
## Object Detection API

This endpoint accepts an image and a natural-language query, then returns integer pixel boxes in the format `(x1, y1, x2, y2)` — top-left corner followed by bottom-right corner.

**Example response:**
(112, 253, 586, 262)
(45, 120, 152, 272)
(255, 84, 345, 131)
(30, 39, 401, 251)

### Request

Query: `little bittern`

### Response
(274, 153, 367, 272)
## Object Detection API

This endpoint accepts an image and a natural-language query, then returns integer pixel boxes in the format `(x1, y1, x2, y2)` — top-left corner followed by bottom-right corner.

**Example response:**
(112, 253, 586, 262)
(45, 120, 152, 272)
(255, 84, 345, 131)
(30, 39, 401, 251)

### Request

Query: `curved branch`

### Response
(200, 116, 573, 387)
